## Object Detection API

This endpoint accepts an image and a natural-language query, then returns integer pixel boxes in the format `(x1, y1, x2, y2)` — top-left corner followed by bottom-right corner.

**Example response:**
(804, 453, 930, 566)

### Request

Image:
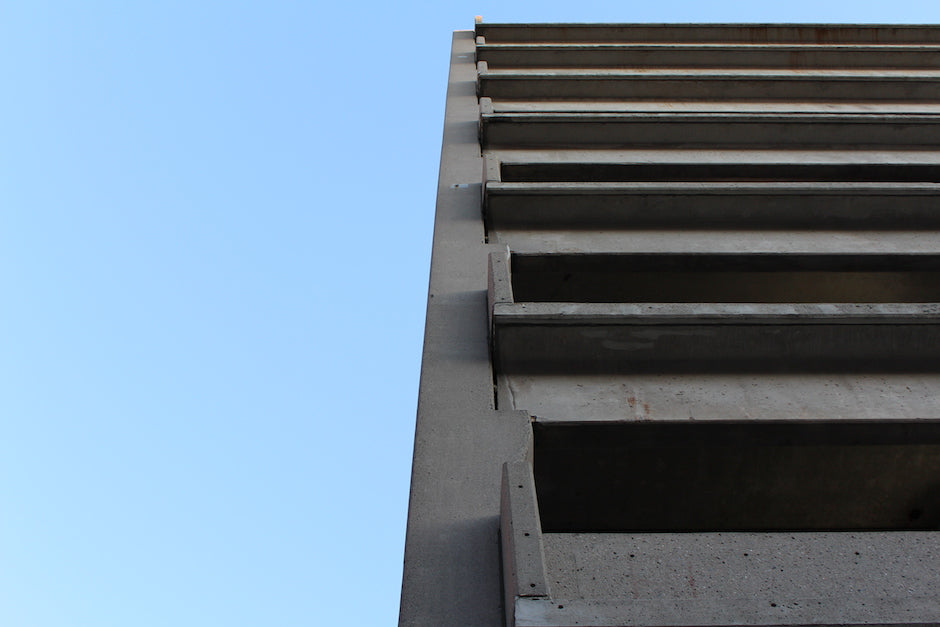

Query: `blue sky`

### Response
(3, 2, 940, 625)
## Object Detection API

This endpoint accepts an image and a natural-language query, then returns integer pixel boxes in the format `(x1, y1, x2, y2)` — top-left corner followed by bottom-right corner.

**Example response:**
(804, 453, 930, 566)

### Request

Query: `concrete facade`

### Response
(401, 23, 940, 626)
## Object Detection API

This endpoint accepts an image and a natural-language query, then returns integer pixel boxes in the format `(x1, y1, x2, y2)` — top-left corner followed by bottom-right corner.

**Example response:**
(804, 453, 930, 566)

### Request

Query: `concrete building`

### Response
(400, 22, 940, 626)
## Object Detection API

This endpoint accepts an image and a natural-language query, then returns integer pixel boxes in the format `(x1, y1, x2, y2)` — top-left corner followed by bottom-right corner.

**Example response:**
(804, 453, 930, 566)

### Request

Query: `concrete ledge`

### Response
(482, 112, 940, 148)
(495, 302, 940, 325)
(495, 304, 940, 373)
(486, 182, 940, 229)
(527, 531, 940, 626)
(490, 100, 940, 113)
(496, 321, 940, 373)
(475, 23, 940, 44)
(479, 69, 940, 102)
(502, 371, 940, 423)
(488, 251, 940, 373)
(477, 42, 940, 70)
(515, 589, 940, 626)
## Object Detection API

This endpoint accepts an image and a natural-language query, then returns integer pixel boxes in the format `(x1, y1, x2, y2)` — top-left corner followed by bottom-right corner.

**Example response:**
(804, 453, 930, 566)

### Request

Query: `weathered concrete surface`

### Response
(482, 112, 940, 148)
(479, 69, 940, 102)
(489, 147, 940, 163)
(494, 230, 940, 255)
(478, 43, 940, 70)
(475, 23, 940, 44)
(535, 532, 940, 626)
(506, 372, 940, 423)
(398, 31, 530, 626)
(487, 183, 940, 229)
(500, 461, 550, 627)
(495, 310, 940, 374)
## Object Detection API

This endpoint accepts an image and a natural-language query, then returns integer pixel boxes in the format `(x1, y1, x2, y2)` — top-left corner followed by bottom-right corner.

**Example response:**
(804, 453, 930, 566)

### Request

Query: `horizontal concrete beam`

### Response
(494, 161, 940, 182)
(519, 529, 940, 627)
(494, 302, 940, 325)
(489, 251, 940, 372)
(481, 112, 940, 148)
(486, 182, 940, 229)
(479, 68, 940, 102)
(478, 43, 940, 69)
(487, 147, 940, 164)
(475, 23, 940, 44)
(495, 318, 940, 373)
(492, 101, 940, 113)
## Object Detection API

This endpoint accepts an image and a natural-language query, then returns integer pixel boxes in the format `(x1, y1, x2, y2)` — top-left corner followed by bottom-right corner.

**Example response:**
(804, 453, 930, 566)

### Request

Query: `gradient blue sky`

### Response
(3, 2, 940, 625)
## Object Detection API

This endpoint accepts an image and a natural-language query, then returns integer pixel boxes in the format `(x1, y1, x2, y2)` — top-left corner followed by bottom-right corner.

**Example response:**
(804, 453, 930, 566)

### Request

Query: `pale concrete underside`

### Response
(535, 532, 940, 626)
(506, 372, 940, 423)
(495, 230, 940, 254)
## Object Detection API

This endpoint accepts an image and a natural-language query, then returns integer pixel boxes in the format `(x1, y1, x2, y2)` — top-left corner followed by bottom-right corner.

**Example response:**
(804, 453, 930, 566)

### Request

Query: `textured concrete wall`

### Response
(398, 31, 530, 626)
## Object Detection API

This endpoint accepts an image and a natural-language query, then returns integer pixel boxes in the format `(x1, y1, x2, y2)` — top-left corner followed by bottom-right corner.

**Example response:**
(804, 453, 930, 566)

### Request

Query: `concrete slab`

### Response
(493, 231, 940, 255)
(482, 112, 940, 148)
(505, 372, 940, 423)
(534, 532, 940, 626)
(476, 23, 940, 45)
(478, 42, 940, 70)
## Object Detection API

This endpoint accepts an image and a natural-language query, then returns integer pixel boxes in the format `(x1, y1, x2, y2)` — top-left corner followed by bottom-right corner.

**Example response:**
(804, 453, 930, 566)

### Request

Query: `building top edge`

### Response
(474, 23, 940, 45)
(475, 22, 940, 28)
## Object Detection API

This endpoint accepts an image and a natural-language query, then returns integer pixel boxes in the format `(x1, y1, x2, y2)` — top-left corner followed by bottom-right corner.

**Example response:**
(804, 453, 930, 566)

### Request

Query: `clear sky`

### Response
(3, 2, 940, 625)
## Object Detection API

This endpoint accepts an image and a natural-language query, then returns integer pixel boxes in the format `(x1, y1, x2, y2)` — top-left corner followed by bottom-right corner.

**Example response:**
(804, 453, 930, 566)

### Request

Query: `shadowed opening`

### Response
(510, 253, 940, 303)
(535, 421, 940, 532)
(500, 162, 940, 183)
